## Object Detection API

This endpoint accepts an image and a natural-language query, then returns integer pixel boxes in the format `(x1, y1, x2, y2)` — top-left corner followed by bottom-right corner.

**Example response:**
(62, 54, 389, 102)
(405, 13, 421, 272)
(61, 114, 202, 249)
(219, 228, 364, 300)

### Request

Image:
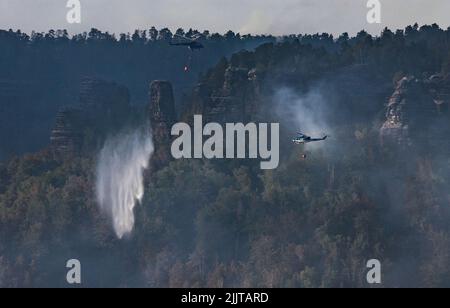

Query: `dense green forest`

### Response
(1, 24, 450, 287)
(0, 27, 274, 159)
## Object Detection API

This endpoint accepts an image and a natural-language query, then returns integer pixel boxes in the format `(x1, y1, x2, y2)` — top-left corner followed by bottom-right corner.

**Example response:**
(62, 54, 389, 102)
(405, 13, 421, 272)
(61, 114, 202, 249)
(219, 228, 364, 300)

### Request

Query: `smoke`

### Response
(96, 125, 154, 239)
(275, 87, 331, 133)
(273, 87, 331, 144)
(239, 9, 272, 35)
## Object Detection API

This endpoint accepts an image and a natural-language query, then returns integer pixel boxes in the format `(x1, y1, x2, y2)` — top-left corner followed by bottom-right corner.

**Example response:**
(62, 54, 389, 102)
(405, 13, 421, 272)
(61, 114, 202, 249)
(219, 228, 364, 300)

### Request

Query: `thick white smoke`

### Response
(274, 87, 330, 140)
(96, 126, 154, 239)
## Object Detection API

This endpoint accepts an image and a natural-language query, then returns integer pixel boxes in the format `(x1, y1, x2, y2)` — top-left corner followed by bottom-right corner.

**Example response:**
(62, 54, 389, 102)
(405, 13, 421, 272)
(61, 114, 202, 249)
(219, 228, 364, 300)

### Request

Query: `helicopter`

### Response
(170, 34, 204, 51)
(169, 34, 205, 72)
(292, 132, 328, 160)
(292, 132, 328, 145)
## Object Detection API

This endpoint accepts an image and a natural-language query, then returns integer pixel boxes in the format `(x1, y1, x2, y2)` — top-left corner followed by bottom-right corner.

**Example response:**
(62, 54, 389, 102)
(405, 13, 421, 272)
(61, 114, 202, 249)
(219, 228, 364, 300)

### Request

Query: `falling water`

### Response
(96, 126, 154, 239)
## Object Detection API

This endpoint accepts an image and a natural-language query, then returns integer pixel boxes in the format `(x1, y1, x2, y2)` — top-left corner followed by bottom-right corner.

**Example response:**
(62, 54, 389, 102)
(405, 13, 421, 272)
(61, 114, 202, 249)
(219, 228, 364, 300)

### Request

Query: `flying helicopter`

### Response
(292, 132, 328, 159)
(170, 34, 204, 51)
(170, 34, 204, 72)
(292, 132, 328, 145)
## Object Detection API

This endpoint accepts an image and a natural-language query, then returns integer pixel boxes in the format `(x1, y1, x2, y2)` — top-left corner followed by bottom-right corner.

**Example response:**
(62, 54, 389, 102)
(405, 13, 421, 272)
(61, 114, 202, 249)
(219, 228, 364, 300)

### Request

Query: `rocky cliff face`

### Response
(79, 77, 130, 122)
(183, 65, 265, 124)
(50, 107, 83, 155)
(380, 74, 450, 148)
(205, 66, 249, 123)
(428, 74, 450, 113)
(50, 77, 131, 155)
(50, 78, 178, 164)
(149, 81, 177, 167)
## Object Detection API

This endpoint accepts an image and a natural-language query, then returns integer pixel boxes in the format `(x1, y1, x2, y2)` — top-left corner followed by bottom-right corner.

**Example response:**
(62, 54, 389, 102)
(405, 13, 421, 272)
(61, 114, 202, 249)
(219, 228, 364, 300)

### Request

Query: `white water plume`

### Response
(96, 126, 154, 239)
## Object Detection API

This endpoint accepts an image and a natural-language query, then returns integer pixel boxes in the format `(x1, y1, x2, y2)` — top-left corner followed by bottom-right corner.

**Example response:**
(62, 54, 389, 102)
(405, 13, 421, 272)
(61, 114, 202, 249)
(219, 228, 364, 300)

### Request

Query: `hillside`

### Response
(0, 28, 274, 159)
(1, 24, 450, 287)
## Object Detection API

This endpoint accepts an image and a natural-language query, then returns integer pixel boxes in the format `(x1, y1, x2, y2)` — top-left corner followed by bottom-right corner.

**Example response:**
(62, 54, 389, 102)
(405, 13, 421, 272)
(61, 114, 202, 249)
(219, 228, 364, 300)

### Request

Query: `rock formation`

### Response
(79, 77, 130, 121)
(183, 65, 265, 124)
(149, 81, 177, 167)
(427, 73, 450, 114)
(380, 74, 450, 149)
(186, 67, 249, 123)
(50, 107, 83, 155)
(50, 77, 131, 155)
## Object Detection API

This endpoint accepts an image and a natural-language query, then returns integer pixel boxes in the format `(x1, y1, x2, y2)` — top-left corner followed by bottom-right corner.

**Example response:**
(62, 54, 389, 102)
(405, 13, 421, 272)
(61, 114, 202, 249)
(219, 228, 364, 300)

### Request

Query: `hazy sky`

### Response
(1, 0, 449, 36)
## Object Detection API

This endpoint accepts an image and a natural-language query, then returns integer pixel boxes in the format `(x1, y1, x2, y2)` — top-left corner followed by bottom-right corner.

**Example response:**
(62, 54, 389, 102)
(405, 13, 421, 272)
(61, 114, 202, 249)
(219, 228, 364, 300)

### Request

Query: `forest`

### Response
(0, 27, 274, 159)
(1, 23, 450, 287)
